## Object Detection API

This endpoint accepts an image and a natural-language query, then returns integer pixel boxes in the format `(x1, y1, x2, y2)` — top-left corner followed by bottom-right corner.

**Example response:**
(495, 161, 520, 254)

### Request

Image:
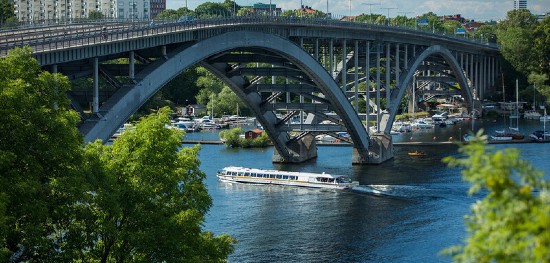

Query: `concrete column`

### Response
(404, 44, 408, 70)
(460, 52, 464, 75)
(52, 64, 58, 73)
(129, 50, 135, 80)
(470, 54, 474, 98)
(314, 38, 319, 61)
(475, 55, 479, 100)
(376, 42, 381, 132)
(386, 43, 391, 106)
(354, 40, 359, 111)
(366, 41, 371, 130)
(329, 39, 334, 78)
(162, 45, 167, 57)
(93, 57, 99, 114)
(395, 44, 400, 97)
(342, 39, 347, 92)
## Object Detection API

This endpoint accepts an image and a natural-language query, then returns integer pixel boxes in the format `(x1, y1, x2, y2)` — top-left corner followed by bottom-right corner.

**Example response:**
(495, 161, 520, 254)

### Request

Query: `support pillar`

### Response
(342, 39, 347, 92)
(354, 40, 359, 111)
(329, 39, 334, 78)
(353, 134, 393, 164)
(272, 134, 317, 163)
(93, 57, 99, 114)
(314, 38, 319, 61)
(376, 42, 381, 133)
(385, 43, 391, 105)
(395, 44, 400, 100)
(366, 41, 371, 131)
(129, 50, 135, 80)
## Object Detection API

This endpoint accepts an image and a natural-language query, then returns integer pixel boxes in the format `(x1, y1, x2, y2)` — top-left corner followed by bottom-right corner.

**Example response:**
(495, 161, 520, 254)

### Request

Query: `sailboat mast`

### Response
(516, 79, 519, 130)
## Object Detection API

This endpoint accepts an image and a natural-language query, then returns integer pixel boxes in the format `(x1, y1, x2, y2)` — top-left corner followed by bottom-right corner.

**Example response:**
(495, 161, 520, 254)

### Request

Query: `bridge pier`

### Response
(353, 133, 394, 165)
(272, 134, 317, 163)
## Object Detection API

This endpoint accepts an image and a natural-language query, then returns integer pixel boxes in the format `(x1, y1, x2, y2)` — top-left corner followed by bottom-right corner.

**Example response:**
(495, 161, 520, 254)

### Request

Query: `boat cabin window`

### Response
(245, 172, 250, 176)
(276, 175, 282, 179)
(269, 175, 276, 179)
(316, 177, 335, 183)
(282, 175, 288, 180)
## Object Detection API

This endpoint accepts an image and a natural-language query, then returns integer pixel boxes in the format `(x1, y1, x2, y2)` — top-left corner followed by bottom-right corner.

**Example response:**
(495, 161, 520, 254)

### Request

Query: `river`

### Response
(185, 118, 550, 262)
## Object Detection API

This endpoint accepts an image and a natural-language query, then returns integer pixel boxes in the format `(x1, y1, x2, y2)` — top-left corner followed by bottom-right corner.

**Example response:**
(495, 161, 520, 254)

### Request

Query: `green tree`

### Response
(215, 86, 246, 116)
(219, 127, 243, 147)
(496, 9, 538, 75)
(533, 17, 550, 74)
(528, 73, 550, 104)
(161, 65, 200, 107)
(195, 2, 231, 18)
(251, 132, 270, 147)
(0, 47, 84, 261)
(156, 7, 195, 20)
(80, 108, 236, 261)
(237, 7, 254, 16)
(443, 131, 550, 262)
(0, 0, 15, 25)
(88, 10, 105, 19)
(195, 67, 225, 108)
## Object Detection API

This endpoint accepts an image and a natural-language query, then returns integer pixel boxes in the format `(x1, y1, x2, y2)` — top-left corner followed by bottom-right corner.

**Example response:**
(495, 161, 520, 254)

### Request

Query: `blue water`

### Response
(186, 120, 550, 262)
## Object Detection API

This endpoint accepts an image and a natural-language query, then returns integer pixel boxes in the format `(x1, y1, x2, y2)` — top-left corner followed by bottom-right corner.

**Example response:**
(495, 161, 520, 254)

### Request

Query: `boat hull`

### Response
(216, 174, 358, 190)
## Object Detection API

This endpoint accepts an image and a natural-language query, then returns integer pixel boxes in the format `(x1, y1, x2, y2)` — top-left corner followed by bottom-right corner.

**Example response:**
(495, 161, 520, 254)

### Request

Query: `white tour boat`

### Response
(217, 166, 359, 190)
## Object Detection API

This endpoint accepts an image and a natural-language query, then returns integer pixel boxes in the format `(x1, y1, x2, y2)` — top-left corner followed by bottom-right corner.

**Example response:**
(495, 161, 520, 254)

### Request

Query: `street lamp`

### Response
(380, 7, 397, 26)
(363, 2, 380, 24)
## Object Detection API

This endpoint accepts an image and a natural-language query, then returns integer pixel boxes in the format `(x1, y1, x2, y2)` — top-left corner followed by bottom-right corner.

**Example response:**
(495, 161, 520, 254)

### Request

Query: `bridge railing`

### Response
(0, 15, 498, 57)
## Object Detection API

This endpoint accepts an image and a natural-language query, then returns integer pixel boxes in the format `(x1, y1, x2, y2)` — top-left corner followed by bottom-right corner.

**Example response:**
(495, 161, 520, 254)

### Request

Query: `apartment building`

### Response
(13, 0, 152, 22)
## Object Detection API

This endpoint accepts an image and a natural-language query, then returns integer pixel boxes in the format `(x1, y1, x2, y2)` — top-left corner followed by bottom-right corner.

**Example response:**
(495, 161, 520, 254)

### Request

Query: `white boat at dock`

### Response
(217, 166, 359, 189)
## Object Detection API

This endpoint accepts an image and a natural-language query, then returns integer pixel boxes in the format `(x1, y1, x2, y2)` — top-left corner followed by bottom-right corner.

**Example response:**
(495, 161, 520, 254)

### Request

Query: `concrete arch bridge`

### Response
(0, 16, 500, 164)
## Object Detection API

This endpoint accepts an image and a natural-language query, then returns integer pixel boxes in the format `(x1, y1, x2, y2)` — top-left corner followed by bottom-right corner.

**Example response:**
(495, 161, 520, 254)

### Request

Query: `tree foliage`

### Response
(0, 48, 235, 262)
(156, 7, 195, 20)
(0, 0, 16, 24)
(0, 47, 84, 261)
(219, 127, 243, 147)
(88, 10, 105, 19)
(79, 107, 236, 261)
(443, 131, 550, 262)
(195, 2, 231, 18)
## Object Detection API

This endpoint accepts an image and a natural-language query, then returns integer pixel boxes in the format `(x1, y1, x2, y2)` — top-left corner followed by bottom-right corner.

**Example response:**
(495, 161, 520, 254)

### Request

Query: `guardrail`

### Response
(0, 15, 499, 57)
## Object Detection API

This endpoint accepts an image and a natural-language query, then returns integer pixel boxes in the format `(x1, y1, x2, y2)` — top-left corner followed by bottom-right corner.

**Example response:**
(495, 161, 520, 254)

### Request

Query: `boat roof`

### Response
(222, 166, 347, 179)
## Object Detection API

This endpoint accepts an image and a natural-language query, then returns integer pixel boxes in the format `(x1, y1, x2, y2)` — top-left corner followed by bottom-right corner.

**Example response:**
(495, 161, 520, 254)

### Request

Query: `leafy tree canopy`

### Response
(88, 10, 105, 19)
(0, 47, 84, 261)
(77, 107, 236, 261)
(443, 131, 550, 262)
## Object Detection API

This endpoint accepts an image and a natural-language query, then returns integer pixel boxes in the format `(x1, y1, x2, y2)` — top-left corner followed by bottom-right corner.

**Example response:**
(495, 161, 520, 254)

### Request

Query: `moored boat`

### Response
(408, 150, 427, 157)
(217, 166, 359, 189)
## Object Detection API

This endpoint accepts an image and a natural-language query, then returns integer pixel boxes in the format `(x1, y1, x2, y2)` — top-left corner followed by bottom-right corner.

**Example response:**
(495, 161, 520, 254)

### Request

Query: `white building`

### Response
(13, 0, 150, 22)
(514, 0, 527, 10)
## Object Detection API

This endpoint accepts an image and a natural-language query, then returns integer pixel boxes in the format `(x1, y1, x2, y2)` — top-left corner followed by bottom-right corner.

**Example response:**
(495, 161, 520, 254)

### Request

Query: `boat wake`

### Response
(350, 184, 447, 200)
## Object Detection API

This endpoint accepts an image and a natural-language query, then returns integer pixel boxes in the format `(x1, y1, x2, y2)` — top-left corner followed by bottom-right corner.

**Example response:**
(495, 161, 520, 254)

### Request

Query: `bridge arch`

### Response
(385, 45, 472, 134)
(82, 31, 371, 162)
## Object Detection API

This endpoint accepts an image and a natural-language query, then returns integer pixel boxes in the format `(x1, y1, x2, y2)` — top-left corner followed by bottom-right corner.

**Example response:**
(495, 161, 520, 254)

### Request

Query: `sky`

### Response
(167, 0, 550, 21)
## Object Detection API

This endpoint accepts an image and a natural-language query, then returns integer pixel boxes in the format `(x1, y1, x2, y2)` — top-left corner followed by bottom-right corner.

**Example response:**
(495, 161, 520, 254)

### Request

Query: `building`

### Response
(241, 3, 281, 16)
(13, 0, 151, 22)
(245, 128, 264, 139)
(149, 0, 164, 19)
(514, 0, 527, 10)
(116, 0, 150, 20)
(538, 12, 550, 21)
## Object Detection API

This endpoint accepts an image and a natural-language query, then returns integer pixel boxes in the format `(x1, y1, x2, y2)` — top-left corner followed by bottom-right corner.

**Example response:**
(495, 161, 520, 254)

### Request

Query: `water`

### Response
(185, 120, 550, 262)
